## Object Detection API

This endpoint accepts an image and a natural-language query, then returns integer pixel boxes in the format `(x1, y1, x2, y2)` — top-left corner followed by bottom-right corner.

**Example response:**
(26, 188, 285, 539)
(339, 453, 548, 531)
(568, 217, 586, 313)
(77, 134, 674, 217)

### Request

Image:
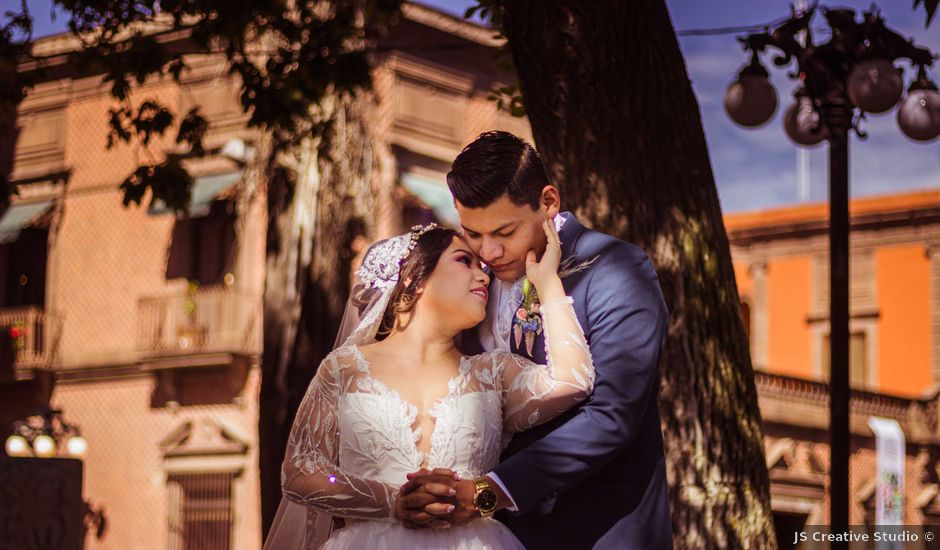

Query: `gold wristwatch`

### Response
(472, 477, 499, 518)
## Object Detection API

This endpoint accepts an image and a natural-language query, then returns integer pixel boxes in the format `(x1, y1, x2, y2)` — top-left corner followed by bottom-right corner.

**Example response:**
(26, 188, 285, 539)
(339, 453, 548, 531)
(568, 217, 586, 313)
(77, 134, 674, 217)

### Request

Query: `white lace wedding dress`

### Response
(280, 297, 594, 549)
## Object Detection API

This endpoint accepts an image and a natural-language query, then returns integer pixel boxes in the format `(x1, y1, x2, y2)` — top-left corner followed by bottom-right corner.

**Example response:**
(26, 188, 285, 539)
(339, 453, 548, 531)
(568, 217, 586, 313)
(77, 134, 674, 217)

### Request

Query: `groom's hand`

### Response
(396, 468, 460, 529)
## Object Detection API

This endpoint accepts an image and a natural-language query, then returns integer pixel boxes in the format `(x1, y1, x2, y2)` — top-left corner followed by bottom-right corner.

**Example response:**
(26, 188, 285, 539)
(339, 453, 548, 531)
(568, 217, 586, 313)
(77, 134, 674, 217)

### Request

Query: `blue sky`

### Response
(15, 0, 940, 213)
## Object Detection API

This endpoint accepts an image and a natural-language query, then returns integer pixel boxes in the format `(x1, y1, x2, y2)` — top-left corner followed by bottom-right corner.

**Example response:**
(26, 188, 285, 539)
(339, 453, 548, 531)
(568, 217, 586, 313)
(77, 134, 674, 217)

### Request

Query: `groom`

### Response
(394, 131, 674, 549)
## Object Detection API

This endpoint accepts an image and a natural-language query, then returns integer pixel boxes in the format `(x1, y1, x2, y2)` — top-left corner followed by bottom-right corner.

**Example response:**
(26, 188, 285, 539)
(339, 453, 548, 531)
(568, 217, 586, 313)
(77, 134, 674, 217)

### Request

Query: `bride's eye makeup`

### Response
(452, 249, 478, 268)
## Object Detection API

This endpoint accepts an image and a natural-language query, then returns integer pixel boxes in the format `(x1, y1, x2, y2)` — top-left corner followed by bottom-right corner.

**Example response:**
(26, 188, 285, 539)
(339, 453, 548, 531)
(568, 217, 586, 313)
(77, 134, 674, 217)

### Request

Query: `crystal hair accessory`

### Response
(407, 223, 439, 252)
(355, 223, 439, 290)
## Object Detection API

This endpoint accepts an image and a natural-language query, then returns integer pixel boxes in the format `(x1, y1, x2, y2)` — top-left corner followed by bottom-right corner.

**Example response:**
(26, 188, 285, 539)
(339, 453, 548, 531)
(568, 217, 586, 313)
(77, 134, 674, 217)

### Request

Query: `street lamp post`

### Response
(723, 4, 940, 539)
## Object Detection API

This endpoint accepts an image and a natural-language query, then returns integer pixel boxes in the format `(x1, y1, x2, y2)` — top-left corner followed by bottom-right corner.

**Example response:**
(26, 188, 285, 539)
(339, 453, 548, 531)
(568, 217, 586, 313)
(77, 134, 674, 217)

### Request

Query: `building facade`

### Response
(728, 191, 940, 532)
(0, 5, 530, 549)
(2, 2, 940, 548)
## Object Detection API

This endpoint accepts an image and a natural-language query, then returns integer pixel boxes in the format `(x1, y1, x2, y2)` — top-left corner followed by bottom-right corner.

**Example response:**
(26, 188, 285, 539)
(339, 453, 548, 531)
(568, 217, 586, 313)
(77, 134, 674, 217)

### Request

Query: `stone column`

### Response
(928, 240, 940, 384)
(749, 259, 770, 369)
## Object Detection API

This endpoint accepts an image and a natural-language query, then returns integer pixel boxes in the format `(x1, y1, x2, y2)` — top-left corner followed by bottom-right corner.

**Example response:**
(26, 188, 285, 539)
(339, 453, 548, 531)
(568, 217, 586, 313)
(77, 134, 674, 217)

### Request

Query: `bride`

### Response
(264, 219, 595, 549)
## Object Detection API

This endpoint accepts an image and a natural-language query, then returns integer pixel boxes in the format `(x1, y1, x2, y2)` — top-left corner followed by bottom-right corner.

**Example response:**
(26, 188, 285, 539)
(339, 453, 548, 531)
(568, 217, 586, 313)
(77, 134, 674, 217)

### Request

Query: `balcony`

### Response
(0, 306, 62, 378)
(137, 286, 260, 360)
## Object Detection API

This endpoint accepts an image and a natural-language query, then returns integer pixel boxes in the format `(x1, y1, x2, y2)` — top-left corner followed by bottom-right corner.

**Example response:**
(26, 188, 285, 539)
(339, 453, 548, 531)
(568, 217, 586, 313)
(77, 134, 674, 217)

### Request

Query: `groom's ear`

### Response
(540, 185, 561, 218)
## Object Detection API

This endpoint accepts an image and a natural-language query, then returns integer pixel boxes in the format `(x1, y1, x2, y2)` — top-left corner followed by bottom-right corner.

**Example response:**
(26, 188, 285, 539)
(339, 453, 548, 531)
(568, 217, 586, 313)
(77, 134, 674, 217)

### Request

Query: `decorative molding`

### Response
(160, 416, 249, 459)
(730, 223, 940, 261)
(400, 3, 502, 47)
(10, 104, 67, 182)
(388, 52, 472, 152)
(755, 371, 940, 439)
(728, 206, 940, 246)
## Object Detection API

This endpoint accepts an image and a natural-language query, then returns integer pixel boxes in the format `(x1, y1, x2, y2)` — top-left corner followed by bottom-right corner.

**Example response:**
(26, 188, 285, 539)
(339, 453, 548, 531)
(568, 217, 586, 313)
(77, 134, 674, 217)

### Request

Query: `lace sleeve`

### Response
(499, 296, 595, 433)
(280, 351, 398, 520)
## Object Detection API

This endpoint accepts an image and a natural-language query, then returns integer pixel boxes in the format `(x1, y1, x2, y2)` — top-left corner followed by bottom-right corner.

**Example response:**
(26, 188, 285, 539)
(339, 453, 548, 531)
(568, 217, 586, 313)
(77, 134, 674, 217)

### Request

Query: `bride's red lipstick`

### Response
(471, 286, 489, 301)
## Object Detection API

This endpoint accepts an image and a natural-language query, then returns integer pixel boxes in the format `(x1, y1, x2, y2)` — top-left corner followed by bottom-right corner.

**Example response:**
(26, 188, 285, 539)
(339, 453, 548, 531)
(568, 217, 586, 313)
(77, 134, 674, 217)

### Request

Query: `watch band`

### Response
(473, 477, 499, 518)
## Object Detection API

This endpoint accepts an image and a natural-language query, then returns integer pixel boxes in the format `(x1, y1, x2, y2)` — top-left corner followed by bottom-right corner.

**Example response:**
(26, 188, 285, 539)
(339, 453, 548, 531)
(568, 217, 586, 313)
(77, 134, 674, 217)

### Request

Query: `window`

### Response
(167, 472, 236, 550)
(822, 331, 868, 388)
(0, 222, 50, 308)
(166, 200, 236, 285)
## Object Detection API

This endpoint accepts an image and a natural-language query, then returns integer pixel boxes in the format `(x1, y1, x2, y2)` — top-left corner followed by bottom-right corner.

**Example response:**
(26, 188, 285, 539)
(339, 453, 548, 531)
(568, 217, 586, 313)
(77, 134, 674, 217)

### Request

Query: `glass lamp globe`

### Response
(5, 434, 30, 457)
(65, 436, 88, 458)
(784, 95, 827, 146)
(898, 78, 940, 142)
(32, 434, 57, 458)
(847, 59, 903, 114)
(725, 71, 778, 127)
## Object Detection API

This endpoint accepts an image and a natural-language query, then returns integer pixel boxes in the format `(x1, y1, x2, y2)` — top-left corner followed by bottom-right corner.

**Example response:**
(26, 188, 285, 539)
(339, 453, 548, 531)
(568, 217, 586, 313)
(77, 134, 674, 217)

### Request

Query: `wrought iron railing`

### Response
(0, 305, 61, 371)
(137, 286, 260, 357)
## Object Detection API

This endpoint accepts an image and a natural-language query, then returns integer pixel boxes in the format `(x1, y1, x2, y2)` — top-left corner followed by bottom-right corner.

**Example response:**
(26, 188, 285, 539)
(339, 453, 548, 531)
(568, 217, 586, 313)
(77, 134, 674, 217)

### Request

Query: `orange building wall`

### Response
(876, 244, 932, 397)
(767, 255, 814, 378)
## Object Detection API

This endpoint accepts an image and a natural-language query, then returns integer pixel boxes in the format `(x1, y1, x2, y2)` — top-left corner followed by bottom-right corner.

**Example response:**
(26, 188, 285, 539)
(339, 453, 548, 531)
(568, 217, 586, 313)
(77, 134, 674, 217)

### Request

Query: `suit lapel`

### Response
(556, 211, 586, 261)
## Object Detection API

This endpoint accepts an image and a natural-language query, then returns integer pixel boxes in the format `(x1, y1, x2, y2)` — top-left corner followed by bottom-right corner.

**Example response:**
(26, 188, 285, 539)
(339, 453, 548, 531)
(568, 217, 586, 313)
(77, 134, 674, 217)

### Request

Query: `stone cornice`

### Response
(728, 206, 940, 246)
(756, 370, 940, 441)
(400, 3, 500, 47)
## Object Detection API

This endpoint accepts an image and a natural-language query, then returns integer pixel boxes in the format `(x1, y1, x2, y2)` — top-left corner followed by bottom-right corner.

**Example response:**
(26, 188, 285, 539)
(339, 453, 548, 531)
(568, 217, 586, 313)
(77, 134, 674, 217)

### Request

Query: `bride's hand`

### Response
(524, 218, 564, 300)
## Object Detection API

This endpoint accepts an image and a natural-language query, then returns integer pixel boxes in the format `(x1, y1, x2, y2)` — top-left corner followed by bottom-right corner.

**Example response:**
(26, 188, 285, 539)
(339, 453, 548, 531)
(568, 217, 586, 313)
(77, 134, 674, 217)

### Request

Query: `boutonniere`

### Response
(513, 277, 542, 356)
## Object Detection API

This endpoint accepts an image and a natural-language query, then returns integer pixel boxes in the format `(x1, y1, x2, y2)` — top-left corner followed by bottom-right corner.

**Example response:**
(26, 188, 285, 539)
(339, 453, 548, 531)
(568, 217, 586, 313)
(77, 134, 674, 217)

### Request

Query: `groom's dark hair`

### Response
(446, 131, 548, 210)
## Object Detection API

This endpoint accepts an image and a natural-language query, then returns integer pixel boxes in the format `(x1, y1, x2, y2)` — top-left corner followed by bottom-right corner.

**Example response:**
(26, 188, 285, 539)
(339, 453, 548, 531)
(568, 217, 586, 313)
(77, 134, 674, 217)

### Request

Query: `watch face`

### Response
(475, 488, 498, 511)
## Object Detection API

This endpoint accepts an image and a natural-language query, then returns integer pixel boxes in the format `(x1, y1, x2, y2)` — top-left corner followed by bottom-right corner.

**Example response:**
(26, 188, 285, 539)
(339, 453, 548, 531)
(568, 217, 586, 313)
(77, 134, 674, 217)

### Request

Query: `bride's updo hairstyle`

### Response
(376, 226, 461, 339)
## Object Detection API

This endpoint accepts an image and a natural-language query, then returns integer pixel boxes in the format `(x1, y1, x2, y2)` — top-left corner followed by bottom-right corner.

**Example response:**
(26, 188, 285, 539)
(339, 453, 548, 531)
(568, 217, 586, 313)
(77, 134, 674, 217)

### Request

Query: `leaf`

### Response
(176, 108, 208, 157)
(120, 158, 194, 217)
(106, 106, 133, 149)
(572, 367, 587, 389)
(526, 410, 540, 427)
(914, 0, 939, 27)
(130, 101, 174, 145)
(166, 58, 188, 82)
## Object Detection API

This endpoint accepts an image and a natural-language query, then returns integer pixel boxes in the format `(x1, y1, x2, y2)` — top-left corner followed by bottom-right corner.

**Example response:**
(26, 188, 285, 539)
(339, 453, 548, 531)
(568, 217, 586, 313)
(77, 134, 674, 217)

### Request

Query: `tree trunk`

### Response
(258, 92, 381, 539)
(498, 1, 776, 547)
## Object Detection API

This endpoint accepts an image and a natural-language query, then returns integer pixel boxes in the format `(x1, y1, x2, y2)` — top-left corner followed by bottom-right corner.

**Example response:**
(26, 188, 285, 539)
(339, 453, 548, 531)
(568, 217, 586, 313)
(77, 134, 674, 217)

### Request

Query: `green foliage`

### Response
(914, 0, 939, 27)
(489, 83, 525, 117)
(1, 0, 403, 215)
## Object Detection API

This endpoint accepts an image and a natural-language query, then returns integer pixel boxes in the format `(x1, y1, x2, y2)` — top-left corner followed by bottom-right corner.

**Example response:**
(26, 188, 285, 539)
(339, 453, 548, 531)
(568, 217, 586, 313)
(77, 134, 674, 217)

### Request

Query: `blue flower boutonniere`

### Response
(513, 277, 542, 356)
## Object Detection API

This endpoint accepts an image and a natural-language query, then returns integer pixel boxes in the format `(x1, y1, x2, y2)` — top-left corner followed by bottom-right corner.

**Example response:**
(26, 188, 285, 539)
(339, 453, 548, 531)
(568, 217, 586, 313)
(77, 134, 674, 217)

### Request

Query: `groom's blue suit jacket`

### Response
(459, 213, 674, 550)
